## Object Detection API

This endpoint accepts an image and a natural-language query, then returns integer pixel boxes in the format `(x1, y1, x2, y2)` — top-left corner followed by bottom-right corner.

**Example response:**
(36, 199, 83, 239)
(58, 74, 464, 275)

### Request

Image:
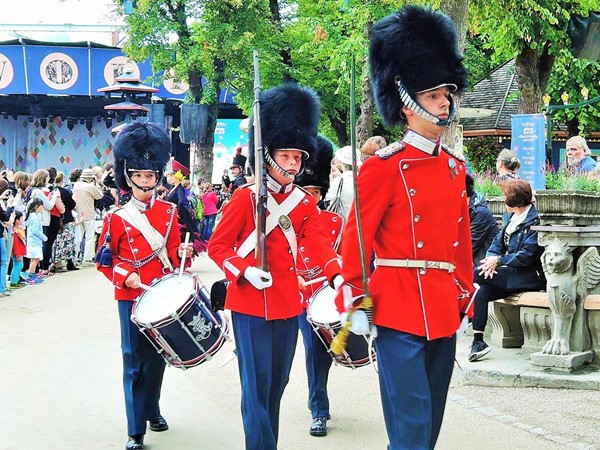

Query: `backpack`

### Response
(187, 192, 203, 220)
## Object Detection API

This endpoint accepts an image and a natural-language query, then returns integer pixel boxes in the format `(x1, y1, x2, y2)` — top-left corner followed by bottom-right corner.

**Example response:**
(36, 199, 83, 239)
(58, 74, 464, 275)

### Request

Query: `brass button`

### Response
(414, 215, 420, 223)
(409, 188, 416, 196)
(417, 241, 424, 248)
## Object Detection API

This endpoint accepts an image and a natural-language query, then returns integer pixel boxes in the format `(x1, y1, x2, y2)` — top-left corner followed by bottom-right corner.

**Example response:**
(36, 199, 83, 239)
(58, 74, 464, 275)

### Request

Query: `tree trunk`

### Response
(356, 59, 375, 149)
(192, 58, 225, 183)
(441, 0, 468, 152)
(514, 42, 554, 114)
(330, 107, 349, 147)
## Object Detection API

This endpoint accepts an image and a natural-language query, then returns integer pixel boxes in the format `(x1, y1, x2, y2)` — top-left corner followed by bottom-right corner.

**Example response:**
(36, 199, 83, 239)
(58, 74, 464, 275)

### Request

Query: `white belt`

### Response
(375, 258, 455, 272)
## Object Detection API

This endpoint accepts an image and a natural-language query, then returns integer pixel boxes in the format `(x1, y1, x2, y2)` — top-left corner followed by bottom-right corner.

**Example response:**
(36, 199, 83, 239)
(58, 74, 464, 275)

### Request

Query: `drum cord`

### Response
(368, 334, 378, 374)
(116, 207, 176, 269)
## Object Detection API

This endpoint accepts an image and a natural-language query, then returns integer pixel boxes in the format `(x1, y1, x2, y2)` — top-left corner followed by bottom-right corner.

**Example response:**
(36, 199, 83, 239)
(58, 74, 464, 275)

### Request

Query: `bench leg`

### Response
(488, 302, 523, 348)
(520, 306, 553, 356)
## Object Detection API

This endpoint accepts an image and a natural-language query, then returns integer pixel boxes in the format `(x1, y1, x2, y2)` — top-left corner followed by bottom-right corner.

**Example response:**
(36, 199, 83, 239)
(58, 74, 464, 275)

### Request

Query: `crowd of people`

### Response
(0, 163, 115, 296)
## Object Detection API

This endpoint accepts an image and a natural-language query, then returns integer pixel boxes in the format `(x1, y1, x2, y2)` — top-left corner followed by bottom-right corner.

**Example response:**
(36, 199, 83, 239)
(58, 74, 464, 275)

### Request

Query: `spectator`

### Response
(566, 135, 596, 172)
(12, 171, 31, 214)
(495, 149, 521, 183)
(73, 168, 103, 265)
(166, 161, 197, 244)
(469, 179, 546, 362)
(24, 198, 47, 283)
(229, 147, 248, 194)
(324, 145, 362, 220)
(361, 136, 388, 163)
(466, 174, 500, 270)
(201, 183, 219, 241)
(27, 169, 62, 275)
(9, 210, 28, 288)
(0, 178, 15, 296)
(52, 172, 79, 272)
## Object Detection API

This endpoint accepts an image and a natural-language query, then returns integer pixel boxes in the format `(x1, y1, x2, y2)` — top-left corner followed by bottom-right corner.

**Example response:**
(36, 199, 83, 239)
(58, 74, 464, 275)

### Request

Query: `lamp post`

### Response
(544, 87, 600, 165)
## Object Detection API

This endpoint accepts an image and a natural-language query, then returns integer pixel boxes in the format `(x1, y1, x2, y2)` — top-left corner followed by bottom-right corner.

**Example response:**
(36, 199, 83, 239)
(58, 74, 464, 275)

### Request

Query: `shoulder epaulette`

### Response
(441, 144, 466, 163)
(295, 185, 313, 197)
(375, 141, 405, 159)
(155, 198, 176, 207)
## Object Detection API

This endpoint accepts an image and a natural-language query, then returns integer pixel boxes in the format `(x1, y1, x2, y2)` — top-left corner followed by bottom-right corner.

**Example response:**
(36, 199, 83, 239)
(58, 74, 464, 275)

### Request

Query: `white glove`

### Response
(243, 267, 273, 290)
(340, 310, 375, 337)
(333, 275, 344, 291)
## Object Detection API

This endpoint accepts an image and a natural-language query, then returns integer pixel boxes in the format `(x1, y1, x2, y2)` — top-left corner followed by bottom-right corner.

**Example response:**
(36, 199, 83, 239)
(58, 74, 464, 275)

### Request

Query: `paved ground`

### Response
(1, 256, 599, 449)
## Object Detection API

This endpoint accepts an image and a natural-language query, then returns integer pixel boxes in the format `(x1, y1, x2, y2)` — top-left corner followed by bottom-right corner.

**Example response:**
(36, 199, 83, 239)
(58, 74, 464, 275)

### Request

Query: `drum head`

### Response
(134, 272, 197, 324)
(307, 285, 340, 325)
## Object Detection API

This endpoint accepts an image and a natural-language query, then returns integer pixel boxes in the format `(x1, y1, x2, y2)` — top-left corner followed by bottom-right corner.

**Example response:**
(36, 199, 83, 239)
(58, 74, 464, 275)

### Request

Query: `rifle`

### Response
(252, 50, 268, 273)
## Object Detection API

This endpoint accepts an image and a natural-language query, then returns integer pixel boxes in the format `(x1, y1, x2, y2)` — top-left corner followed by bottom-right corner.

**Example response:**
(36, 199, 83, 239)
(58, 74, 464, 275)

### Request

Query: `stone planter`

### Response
(535, 190, 600, 226)
(486, 191, 600, 226)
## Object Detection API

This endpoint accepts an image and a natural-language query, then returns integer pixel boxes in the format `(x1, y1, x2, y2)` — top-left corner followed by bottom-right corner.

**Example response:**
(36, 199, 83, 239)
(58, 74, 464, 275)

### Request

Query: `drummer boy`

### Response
(208, 83, 342, 450)
(96, 121, 193, 450)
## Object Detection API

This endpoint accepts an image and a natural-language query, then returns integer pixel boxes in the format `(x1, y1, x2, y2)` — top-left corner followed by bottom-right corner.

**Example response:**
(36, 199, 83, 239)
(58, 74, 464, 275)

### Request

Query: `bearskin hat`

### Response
(113, 121, 171, 192)
(369, 5, 468, 128)
(295, 135, 334, 199)
(248, 82, 320, 175)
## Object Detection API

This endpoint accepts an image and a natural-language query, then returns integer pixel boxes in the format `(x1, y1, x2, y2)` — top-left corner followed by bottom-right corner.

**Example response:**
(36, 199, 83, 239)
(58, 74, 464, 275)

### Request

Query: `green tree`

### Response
(471, 0, 597, 117)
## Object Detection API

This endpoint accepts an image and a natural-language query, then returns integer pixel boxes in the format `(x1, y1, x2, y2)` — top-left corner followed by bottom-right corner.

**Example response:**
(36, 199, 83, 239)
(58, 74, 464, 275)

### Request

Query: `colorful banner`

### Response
(511, 114, 546, 190)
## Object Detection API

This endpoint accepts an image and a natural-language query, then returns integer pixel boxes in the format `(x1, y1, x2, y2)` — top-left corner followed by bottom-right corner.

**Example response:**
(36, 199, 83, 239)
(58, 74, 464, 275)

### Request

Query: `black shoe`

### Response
(309, 416, 328, 437)
(66, 261, 80, 271)
(149, 416, 169, 432)
(468, 340, 491, 362)
(125, 435, 144, 450)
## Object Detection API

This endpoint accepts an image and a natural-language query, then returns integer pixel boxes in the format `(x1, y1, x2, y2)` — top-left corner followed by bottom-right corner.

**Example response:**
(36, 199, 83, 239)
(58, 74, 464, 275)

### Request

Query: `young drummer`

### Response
(208, 83, 342, 450)
(96, 122, 193, 450)
(335, 6, 475, 450)
(295, 135, 343, 437)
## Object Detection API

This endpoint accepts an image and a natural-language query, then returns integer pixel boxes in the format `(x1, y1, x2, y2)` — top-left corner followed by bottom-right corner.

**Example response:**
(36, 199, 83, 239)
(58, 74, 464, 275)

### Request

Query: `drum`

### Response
(131, 271, 230, 369)
(306, 283, 375, 369)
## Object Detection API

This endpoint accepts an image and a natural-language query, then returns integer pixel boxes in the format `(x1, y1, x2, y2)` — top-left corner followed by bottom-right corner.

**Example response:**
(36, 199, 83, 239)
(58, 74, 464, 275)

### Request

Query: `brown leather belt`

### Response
(375, 258, 455, 272)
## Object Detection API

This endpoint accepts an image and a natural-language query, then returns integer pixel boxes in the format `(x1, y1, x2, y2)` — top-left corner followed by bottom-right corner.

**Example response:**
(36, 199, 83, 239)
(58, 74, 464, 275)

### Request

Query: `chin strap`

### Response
(264, 149, 304, 181)
(123, 160, 160, 192)
(396, 81, 456, 127)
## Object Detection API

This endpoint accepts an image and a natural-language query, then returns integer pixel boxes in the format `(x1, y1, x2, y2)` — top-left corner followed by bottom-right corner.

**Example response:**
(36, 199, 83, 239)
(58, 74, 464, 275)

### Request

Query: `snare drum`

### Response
(306, 284, 375, 369)
(131, 271, 230, 369)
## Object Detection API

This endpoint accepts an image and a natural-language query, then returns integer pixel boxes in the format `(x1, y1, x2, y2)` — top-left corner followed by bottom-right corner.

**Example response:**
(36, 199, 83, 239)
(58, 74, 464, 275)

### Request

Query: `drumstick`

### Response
(138, 282, 159, 294)
(303, 276, 328, 287)
(178, 232, 191, 283)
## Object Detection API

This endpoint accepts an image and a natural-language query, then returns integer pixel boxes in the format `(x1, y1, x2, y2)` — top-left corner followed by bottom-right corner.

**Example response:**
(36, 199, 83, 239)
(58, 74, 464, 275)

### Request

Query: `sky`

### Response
(0, 0, 122, 44)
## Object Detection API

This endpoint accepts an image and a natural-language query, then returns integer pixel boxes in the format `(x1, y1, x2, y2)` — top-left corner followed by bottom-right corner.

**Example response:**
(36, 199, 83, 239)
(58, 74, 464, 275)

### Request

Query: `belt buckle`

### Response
(426, 261, 439, 269)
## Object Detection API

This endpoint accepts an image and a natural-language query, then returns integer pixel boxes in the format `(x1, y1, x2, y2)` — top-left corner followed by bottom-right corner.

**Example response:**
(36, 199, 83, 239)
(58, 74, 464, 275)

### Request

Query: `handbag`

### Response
(326, 177, 345, 216)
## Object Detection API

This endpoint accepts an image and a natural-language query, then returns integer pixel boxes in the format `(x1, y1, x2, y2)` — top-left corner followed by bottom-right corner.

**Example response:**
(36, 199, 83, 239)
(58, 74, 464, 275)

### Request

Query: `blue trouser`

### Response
(375, 327, 456, 450)
(298, 309, 333, 418)
(201, 214, 217, 241)
(10, 256, 24, 285)
(0, 237, 8, 293)
(118, 300, 166, 437)
(232, 312, 299, 450)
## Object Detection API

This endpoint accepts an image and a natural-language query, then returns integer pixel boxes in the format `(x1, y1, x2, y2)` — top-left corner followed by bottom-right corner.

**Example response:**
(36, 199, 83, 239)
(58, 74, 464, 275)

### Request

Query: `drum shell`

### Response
(307, 284, 375, 369)
(132, 272, 229, 369)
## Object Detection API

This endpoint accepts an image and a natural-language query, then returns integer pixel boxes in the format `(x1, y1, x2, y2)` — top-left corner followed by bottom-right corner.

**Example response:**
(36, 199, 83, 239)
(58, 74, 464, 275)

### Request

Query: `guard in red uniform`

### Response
(335, 6, 474, 450)
(96, 122, 193, 450)
(208, 84, 342, 450)
(295, 135, 343, 437)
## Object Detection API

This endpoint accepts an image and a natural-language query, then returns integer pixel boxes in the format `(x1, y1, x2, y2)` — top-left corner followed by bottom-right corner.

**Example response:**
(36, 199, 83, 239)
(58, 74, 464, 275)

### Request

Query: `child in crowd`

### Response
(24, 198, 47, 283)
(9, 211, 32, 288)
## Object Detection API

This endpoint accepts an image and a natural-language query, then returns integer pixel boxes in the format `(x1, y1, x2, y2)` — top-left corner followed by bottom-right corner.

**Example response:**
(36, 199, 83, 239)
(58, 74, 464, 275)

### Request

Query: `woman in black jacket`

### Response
(51, 172, 79, 271)
(469, 179, 546, 362)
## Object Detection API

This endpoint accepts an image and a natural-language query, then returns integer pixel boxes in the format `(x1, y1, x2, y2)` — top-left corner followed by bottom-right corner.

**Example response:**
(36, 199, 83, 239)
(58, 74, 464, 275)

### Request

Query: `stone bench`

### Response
(489, 292, 600, 358)
(488, 291, 549, 352)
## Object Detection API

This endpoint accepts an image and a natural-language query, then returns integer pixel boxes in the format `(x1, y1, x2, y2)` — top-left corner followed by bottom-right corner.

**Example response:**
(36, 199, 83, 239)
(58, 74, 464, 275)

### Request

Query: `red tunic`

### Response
(208, 184, 342, 320)
(336, 141, 474, 340)
(297, 209, 344, 308)
(97, 199, 186, 301)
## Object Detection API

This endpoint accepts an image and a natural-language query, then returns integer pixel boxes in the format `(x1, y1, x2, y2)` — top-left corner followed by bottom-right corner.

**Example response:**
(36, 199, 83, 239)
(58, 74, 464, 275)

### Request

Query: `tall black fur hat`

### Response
(369, 5, 468, 128)
(113, 121, 172, 192)
(248, 82, 320, 175)
(295, 135, 334, 199)
(230, 146, 247, 169)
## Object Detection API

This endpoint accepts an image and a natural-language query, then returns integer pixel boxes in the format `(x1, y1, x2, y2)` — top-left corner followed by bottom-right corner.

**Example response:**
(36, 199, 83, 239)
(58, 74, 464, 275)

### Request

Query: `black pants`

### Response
(42, 215, 61, 270)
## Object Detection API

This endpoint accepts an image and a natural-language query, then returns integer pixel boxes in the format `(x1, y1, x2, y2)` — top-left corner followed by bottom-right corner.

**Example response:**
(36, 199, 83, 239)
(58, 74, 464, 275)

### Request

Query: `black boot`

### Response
(67, 260, 79, 271)
(125, 435, 144, 450)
